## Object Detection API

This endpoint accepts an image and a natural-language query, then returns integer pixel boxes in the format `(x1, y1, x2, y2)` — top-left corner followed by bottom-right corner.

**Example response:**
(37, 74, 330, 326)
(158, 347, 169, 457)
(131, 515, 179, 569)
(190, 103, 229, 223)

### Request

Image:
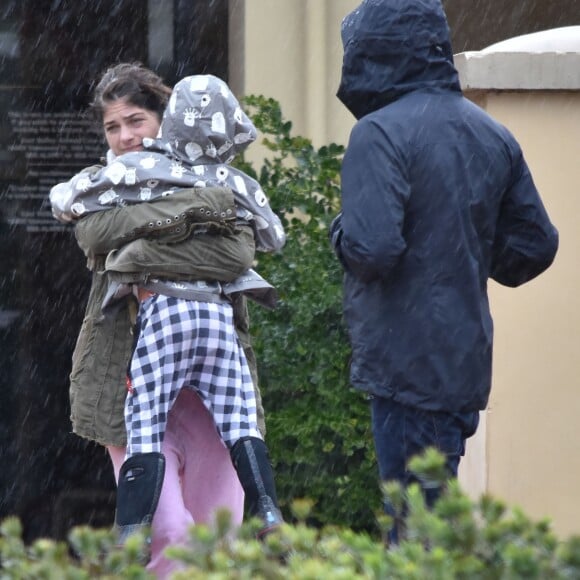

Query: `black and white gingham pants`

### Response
(125, 294, 261, 458)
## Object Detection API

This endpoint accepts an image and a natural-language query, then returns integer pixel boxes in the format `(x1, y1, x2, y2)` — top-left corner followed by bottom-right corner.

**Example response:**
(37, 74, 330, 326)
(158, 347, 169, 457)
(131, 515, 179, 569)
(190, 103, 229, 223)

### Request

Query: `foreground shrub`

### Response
(2, 451, 580, 579)
(0, 516, 152, 579)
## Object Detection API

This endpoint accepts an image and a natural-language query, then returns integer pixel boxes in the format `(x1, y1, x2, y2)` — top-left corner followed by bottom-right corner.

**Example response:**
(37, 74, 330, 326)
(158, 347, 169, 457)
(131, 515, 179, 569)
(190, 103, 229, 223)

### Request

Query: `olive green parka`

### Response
(70, 187, 265, 446)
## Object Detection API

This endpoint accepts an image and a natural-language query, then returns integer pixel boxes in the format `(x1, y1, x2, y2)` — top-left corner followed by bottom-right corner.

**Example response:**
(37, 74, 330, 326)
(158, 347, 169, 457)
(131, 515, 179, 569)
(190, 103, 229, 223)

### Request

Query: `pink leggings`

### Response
(108, 389, 244, 579)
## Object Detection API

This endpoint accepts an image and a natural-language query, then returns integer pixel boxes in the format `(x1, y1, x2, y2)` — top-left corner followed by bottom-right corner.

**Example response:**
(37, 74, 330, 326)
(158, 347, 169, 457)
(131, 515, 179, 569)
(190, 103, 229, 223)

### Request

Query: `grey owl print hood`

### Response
(151, 74, 286, 251)
(160, 74, 257, 166)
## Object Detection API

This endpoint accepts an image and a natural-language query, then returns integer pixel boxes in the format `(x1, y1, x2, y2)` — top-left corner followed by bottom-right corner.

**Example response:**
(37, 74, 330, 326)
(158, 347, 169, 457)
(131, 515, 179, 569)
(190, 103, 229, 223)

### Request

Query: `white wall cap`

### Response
(455, 27, 580, 91)
(481, 26, 580, 54)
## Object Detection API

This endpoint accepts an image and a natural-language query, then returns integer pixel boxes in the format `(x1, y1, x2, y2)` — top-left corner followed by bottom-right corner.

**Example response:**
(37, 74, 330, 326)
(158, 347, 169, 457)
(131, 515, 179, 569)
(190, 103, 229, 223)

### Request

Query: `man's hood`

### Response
(337, 0, 461, 119)
(158, 74, 257, 165)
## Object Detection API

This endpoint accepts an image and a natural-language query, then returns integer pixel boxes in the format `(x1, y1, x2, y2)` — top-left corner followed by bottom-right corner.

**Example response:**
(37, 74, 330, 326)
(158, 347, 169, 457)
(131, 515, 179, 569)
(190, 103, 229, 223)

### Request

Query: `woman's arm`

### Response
(105, 225, 255, 283)
(74, 187, 237, 258)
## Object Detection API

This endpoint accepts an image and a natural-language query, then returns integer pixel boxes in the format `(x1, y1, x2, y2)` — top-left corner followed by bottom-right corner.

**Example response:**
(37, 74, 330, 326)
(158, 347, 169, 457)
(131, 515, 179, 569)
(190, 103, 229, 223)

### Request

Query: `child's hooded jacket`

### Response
(50, 74, 285, 253)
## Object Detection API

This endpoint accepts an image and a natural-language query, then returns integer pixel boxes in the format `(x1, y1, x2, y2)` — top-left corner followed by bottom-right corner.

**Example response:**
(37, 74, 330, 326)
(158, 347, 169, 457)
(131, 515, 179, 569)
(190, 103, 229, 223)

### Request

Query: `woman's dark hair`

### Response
(90, 62, 172, 124)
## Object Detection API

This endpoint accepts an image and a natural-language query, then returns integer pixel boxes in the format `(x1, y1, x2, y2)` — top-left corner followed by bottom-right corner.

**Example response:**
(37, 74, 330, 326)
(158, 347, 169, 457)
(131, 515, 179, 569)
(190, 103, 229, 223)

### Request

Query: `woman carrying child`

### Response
(51, 64, 285, 577)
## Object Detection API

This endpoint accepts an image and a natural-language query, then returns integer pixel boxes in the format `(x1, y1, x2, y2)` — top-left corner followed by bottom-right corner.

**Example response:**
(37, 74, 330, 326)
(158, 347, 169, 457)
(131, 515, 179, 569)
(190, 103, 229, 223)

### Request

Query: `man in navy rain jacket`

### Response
(330, 0, 559, 542)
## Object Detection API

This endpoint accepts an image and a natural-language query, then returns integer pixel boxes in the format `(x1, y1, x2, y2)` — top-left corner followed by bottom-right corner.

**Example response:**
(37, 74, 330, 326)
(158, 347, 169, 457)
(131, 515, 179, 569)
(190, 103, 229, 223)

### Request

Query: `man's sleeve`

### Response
(490, 147, 559, 287)
(333, 118, 409, 282)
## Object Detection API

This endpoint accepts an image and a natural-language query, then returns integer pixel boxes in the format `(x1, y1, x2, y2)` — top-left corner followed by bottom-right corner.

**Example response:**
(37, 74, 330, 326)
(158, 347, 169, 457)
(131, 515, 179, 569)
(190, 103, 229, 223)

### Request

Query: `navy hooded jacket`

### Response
(332, 0, 559, 413)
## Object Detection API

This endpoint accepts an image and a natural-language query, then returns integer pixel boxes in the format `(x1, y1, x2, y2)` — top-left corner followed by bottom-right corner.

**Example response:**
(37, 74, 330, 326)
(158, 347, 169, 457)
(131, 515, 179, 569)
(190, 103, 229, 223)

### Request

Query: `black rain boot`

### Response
(230, 437, 284, 539)
(114, 452, 165, 560)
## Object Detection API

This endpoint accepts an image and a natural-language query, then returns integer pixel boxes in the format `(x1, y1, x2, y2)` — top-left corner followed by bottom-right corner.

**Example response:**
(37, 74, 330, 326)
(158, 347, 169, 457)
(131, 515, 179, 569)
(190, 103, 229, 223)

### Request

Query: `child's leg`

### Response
(108, 442, 192, 579)
(174, 389, 244, 526)
(186, 303, 261, 447)
(229, 436, 283, 538)
(186, 305, 282, 536)
(147, 431, 192, 580)
(125, 294, 189, 458)
(147, 390, 244, 579)
(107, 445, 125, 482)
(116, 294, 195, 553)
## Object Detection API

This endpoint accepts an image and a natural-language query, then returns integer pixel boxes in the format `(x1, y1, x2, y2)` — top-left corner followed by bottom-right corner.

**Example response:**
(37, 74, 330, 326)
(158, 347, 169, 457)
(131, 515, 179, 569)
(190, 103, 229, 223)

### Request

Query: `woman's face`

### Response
(102, 97, 161, 156)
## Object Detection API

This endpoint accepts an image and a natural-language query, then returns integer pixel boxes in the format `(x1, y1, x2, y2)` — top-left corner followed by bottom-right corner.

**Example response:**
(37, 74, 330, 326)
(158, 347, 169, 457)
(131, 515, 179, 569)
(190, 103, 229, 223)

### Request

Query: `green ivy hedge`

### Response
(236, 96, 381, 532)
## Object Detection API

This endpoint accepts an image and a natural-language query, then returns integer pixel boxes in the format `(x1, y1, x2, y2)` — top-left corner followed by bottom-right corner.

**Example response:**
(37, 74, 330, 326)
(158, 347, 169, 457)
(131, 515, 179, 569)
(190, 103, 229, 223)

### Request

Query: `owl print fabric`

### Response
(50, 74, 286, 253)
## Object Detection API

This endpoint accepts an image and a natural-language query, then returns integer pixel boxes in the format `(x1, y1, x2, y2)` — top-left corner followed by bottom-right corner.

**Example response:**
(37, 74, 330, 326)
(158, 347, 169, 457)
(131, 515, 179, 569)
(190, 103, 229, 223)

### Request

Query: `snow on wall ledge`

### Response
(455, 26, 580, 91)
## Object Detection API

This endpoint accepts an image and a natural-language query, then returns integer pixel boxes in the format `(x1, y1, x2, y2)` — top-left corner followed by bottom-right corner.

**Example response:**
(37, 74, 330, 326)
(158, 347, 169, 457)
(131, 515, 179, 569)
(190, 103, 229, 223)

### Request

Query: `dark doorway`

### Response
(0, 0, 228, 542)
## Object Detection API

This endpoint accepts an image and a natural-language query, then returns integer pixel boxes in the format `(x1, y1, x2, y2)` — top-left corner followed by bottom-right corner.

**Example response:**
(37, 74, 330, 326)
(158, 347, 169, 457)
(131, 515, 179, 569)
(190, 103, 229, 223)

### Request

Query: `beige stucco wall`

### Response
(229, 0, 359, 149)
(456, 30, 580, 536)
(458, 90, 580, 537)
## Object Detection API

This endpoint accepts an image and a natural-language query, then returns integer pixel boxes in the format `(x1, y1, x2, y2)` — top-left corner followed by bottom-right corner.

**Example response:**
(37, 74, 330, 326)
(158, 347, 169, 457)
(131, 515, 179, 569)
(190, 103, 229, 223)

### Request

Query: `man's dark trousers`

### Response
(370, 396, 479, 544)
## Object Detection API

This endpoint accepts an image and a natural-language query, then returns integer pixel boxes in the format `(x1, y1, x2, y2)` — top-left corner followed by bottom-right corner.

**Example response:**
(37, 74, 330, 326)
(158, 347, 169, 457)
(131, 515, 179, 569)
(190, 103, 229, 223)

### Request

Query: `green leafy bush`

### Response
(3, 450, 580, 579)
(236, 95, 381, 532)
(0, 516, 152, 579)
